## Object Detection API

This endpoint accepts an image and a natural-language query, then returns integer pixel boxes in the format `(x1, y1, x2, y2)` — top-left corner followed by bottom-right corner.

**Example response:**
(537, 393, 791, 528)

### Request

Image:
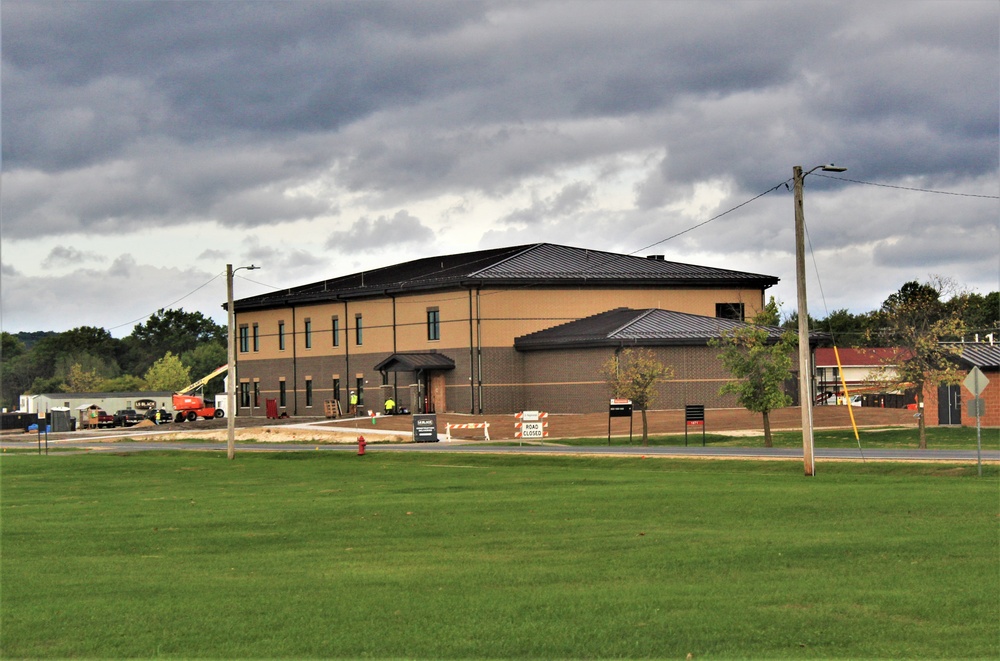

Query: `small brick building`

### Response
(924, 343, 1000, 427)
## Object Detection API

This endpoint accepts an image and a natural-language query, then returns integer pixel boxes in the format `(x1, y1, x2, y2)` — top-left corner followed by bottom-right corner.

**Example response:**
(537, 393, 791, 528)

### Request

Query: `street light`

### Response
(227, 263, 259, 460)
(793, 164, 846, 477)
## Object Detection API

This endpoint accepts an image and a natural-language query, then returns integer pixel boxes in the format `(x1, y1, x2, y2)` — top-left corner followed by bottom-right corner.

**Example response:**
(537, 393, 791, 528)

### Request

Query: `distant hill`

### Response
(13, 331, 57, 349)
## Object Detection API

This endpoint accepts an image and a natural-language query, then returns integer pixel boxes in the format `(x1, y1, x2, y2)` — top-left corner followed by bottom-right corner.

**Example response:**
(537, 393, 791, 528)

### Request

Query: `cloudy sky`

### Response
(2, 0, 997, 337)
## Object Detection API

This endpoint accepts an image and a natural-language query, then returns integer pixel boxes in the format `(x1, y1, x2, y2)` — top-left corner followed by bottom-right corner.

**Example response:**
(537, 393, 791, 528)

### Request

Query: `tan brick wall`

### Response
(231, 283, 778, 415)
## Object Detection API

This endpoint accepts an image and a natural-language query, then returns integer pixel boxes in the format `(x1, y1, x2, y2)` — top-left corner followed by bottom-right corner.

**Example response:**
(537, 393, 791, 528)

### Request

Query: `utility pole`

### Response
(227, 263, 258, 460)
(793, 167, 815, 476)
(793, 163, 847, 477)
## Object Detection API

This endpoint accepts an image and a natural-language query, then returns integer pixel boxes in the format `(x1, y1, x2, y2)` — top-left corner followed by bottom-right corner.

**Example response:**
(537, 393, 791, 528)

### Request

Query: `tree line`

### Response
(1, 309, 227, 410)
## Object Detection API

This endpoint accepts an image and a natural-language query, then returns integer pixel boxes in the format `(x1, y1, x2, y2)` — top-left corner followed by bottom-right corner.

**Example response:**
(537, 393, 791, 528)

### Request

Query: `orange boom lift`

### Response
(172, 364, 228, 422)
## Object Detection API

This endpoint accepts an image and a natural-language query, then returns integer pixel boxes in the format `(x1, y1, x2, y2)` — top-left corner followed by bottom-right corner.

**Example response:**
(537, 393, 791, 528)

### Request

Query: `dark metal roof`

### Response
(514, 307, 801, 350)
(232, 243, 779, 312)
(946, 343, 1000, 369)
(373, 352, 457, 373)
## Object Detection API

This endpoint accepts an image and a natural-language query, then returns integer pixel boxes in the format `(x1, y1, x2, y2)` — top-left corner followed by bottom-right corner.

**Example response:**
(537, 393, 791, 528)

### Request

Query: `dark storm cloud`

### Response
(5, 1, 996, 213)
(1, 0, 997, 334)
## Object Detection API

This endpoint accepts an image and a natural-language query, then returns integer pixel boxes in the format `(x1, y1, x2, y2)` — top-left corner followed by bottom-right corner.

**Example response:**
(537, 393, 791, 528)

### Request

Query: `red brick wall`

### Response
(922, 368, 1000, 428)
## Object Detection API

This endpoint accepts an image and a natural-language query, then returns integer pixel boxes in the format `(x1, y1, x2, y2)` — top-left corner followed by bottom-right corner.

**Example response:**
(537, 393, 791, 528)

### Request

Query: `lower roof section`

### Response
(374, 351, 457, 373)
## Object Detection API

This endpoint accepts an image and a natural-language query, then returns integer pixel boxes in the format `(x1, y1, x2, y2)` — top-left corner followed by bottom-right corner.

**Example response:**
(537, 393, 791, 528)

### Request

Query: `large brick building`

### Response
(229, 243, 794, 416)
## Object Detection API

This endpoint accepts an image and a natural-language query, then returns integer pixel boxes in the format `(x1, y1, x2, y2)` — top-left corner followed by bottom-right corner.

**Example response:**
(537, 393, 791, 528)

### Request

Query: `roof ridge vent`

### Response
(646, 255, 665, 261)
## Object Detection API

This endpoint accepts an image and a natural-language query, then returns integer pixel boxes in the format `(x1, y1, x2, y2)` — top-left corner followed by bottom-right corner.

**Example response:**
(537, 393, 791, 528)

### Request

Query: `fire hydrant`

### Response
(357, 435, 366, 456)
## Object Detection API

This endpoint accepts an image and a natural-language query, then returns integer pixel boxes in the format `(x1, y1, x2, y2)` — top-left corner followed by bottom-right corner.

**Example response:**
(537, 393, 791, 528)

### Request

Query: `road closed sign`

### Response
(515, 411, 548, 440)
(519, 421, 545, 438)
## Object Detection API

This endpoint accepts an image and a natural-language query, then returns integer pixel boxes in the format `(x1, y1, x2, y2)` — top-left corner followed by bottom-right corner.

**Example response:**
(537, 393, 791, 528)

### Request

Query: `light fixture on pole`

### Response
(227, 263, 259, 460)
(793, 164, 846, 477)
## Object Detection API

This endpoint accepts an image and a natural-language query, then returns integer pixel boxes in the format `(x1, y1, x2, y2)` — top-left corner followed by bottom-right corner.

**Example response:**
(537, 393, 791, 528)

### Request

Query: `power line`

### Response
(106, 272, 224, 332)
(813, 173, 999, 199)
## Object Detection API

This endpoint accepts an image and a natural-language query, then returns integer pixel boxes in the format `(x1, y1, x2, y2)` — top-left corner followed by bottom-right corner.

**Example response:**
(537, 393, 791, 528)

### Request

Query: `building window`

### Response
(278, 321, 286, 351)
(716, 303, 744, 321)
(305, 379, 313, 407)
(427, 308, 440, 341)
(239, 325, 249, 353)
(333, 378, 341, 403)
(355, 314, 363, 345)
(239, 382, 250, 408)
(252, 323, 259, 352)
(332, 316, 340, 347)
(304, 318, 312, 349)
(355, 377, 364, 406)
(279, 380, 286, 407)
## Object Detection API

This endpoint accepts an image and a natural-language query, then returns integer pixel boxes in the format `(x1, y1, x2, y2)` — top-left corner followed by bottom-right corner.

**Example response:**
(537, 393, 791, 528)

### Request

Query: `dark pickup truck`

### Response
(113, 409, 143, 427)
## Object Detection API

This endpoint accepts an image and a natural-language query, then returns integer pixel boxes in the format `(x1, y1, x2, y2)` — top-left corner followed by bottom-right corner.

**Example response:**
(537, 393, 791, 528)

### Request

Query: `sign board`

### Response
(685, 404, 705, 426)
(609, 399, 633, 417)
(518, 421, 546, 439)
(412, 414, 438, 443)
(968, 398, 986, 417)
(964, 367, 989, 397)
(607, 399, 633, 445)
(684, 404, 707, 447)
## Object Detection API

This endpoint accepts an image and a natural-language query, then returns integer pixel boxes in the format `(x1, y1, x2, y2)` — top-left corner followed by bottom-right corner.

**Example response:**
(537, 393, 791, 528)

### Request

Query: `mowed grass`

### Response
(566, 425, 1000, 450)
(2, 452, 997, 660)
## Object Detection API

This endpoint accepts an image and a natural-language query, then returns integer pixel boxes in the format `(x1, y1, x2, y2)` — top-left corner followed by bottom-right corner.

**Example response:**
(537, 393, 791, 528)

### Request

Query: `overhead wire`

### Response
(108, 172, 993, 336)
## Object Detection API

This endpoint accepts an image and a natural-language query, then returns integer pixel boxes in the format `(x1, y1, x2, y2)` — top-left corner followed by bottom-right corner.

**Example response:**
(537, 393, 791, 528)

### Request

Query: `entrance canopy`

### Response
(374, 351, 456, 373)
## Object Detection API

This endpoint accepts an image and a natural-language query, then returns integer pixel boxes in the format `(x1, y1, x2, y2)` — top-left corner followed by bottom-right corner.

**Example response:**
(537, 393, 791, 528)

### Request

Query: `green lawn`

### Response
(559, 425, 1000, 450)
(2, 452, 997, 659)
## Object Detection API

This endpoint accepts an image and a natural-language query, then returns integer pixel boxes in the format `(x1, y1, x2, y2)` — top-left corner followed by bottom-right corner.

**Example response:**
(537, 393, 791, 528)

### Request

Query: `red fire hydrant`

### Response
(357, 435, 366, 456)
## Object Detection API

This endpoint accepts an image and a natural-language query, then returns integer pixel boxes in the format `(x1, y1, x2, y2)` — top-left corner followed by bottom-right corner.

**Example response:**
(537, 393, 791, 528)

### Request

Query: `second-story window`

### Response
(716, 303, 744, 321)
(278, 321, 286, 351)
(427, 308, 440, 341)
(355, 314, 363, 345)
(252, 323, 260, 352)
(332, 316, 340, 347)
(304, 318, 312, 349)
(239, 325, 249, 353)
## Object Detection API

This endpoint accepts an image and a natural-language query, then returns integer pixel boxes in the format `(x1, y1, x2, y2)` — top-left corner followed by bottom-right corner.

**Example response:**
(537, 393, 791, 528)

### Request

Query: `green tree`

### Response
(28, 375, 68, 394)
(29, 327, 121, 377)
(143, 352, 191, 392)
(870, 280, 966, 449)
(180, 343, 229, 400)
(952, 291, 999, 335)
(124, 309, 226, 375)
(99, 374, 148, 392)
(600, 347, 673, 446)
(65, 364, 106, 392)
(1, 333, 29, 409)
(711, 299, 796, 447)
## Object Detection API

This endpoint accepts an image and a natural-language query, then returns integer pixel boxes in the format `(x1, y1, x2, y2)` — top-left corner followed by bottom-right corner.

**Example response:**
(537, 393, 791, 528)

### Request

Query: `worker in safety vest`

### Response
(349, 391, 358, 416)
(384, 397, 395, 415)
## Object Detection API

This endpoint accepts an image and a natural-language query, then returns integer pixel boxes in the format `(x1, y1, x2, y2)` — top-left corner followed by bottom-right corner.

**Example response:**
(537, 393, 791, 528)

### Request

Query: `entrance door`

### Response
(937, 384, 961, 425)
(429, 371, 447, 413)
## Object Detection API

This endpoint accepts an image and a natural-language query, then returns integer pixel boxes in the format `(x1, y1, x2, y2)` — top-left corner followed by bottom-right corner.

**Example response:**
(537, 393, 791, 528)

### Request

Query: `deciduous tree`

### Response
(711, 299, 796, 447)
(143, 352, 191, 392)
(601, 348, 673, 446)
(870, 279, 966, 449)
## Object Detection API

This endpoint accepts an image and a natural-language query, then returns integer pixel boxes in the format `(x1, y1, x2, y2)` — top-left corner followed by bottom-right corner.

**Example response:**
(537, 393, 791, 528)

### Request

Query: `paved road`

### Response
(4, 425, 997, 464)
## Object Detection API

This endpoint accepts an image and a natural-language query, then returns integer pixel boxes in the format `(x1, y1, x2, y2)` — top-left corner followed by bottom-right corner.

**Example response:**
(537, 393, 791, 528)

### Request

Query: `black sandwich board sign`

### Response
(412, 414, 439, 442)
(607, 398, 633, 445)
(684, 404, 706, 446)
